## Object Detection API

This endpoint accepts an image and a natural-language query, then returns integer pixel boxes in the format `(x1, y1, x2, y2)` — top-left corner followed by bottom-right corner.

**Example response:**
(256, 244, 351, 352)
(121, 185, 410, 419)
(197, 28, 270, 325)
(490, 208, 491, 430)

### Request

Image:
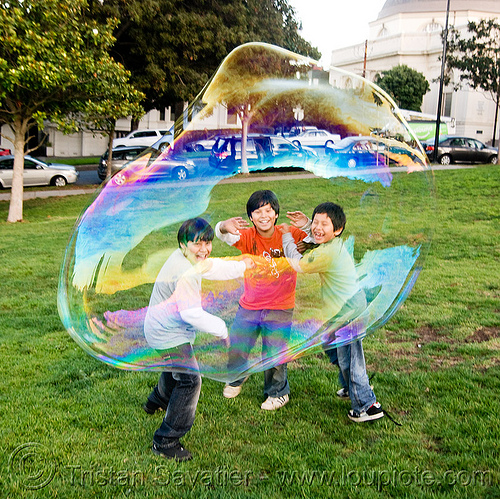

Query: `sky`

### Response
(288, 0, 387, 66)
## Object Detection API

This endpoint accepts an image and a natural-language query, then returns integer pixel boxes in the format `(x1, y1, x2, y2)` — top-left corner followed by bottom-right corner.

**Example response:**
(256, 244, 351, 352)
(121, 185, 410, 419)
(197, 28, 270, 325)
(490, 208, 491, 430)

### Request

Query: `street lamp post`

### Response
(433, 0, 451, 164)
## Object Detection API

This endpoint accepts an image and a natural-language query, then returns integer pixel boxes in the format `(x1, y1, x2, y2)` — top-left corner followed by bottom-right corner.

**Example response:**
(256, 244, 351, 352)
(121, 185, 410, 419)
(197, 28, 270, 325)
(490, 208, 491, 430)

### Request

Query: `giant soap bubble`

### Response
(58, 43, 434, 382)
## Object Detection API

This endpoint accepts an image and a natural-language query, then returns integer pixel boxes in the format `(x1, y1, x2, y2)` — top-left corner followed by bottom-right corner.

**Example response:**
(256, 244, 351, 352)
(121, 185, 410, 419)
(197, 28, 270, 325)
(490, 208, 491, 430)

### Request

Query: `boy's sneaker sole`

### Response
(348, 402, 384, 422)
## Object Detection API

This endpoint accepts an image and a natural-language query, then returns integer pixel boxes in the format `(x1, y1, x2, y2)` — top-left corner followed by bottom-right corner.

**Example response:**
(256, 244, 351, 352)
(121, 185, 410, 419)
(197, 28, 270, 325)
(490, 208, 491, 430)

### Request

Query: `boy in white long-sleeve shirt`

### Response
(144, 218, 254, 461)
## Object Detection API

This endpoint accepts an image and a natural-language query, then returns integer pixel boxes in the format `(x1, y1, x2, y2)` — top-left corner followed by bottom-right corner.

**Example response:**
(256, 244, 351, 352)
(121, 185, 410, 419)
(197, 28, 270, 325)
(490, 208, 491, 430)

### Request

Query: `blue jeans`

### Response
(148, 343, 202, 446)
(227, 306, 292, 398)
(322, 290, 375, 413)
(326, 341, 375, 414)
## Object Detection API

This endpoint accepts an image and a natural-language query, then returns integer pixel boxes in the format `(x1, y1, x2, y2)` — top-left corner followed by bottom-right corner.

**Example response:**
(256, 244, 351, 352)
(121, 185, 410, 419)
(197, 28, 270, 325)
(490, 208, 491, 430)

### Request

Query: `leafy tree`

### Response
(446, 19, 500, 149)
(374, 65, 430, 112)
(0, 0, 144, 222)
(90, 0, 320, 115)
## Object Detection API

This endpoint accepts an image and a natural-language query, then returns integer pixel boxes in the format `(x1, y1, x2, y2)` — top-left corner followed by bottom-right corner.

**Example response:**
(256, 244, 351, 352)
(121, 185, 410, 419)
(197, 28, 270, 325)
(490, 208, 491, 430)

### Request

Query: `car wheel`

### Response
(52, 175, 67, 187)
(173, 167, 188, 181)
(347, 158, 357, 168)
(488, 155, 498, 164)
(159, 142, 170, 152)
(325, 140, 333, 147)
(439, 154, 451, 166)
(292, 140, 301, 147)
(193, 144, 204, 152)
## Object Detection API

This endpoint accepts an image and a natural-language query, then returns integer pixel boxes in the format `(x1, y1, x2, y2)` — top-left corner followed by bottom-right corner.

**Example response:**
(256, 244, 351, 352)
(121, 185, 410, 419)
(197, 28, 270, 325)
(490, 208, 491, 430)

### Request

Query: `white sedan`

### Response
(0, 155, 78, 188)
(291, 129, 341, 147)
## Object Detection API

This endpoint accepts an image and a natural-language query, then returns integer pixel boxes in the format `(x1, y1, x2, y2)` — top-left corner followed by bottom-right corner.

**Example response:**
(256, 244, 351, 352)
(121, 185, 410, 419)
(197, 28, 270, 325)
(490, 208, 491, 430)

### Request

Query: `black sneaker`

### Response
(143, 400, 164, 415)
(348, 402, 384, 422)
(152, 441, 192, 461)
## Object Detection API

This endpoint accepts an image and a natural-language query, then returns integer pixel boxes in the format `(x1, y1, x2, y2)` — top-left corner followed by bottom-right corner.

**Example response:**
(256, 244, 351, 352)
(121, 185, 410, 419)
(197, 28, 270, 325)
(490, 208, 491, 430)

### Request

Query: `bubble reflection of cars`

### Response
(269, 136, 318, 168)
(291, 129, 341, 148)
(209, 135, 273, 172)
(98, 145, 149, 181)
(184, 138, 217, 152)
(147, 149, 198, 181)
(325, 137, 388, 168)
(0, 155, 78, 188)
(209, 134, 318, 172)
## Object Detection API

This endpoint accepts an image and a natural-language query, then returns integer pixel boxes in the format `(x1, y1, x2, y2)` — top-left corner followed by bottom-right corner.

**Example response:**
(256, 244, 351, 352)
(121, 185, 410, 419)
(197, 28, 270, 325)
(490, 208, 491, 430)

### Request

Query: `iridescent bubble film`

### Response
(58, 43, 434, 382)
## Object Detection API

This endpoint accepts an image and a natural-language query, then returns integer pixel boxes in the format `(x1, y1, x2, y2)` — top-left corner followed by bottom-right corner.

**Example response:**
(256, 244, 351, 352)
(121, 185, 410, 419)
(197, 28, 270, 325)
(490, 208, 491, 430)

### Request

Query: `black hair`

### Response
(312, 202, 346, 235)
(177, 218, 214, 247)
(246, 190, 280, 220)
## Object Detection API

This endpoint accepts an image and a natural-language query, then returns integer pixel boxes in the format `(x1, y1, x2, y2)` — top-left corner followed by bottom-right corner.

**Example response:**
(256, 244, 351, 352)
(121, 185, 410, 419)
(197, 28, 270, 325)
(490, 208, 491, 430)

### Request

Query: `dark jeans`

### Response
(227, 306, 292, 398)
(148, 343, 201, 446)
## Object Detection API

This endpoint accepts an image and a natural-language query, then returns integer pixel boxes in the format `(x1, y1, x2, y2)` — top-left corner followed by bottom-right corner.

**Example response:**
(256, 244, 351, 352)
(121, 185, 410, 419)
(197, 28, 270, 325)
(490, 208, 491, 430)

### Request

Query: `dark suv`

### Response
(209, 135, 273, 171)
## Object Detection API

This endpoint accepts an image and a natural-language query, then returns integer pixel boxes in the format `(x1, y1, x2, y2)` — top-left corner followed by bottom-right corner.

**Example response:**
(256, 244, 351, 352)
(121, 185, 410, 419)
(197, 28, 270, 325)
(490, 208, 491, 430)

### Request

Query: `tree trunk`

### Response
(130, 117, 139, 132)
(240, 118, 249, 175)
(7, 118, 28, 223)
(106, 121, 116, 180)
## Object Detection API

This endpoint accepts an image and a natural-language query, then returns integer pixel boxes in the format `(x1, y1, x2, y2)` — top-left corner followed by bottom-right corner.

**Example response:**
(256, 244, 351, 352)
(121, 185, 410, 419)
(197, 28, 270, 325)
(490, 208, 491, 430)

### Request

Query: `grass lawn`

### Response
(0, 166, 499, 498)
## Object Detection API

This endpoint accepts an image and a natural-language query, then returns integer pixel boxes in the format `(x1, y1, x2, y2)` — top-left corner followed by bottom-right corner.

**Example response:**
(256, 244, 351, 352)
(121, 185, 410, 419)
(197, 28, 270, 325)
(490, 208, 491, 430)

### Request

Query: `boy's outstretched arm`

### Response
(286, 211, 310, 230)
(215, 217, 249, 247)
(218, 217, 250, 235)
(277, 224, 304, 272)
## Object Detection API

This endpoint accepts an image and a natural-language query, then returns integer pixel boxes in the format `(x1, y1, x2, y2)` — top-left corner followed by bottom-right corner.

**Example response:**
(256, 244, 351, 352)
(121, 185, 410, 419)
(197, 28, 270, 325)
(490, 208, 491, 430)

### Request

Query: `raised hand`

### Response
(286, 211, 309, 228)
(220, 217, 250, 235)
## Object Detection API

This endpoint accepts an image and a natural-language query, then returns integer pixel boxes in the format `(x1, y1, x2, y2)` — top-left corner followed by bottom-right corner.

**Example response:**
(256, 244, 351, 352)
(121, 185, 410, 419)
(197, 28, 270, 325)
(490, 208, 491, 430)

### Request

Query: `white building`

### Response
(330, 0, 500, 143)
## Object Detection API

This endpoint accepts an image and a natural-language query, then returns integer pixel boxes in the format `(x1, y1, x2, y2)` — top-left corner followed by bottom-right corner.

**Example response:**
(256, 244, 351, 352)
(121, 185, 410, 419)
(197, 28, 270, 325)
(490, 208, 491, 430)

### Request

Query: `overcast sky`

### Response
(288, 0, 387, 65)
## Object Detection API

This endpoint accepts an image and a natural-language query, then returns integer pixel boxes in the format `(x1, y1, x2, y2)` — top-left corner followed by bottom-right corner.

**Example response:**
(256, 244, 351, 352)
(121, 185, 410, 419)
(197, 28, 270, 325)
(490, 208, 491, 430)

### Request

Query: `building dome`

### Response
(378, 0, 500, 19)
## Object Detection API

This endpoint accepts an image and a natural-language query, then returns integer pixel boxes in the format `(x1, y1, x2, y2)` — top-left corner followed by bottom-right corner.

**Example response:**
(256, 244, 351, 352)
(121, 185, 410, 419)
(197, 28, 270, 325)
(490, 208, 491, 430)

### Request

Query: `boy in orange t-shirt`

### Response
(215, 190, 306, 410)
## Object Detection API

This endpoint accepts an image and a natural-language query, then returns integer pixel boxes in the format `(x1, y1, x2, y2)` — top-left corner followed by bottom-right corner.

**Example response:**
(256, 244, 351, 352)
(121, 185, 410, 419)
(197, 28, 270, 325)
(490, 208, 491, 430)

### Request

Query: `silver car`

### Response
(0, 155, 78, 188)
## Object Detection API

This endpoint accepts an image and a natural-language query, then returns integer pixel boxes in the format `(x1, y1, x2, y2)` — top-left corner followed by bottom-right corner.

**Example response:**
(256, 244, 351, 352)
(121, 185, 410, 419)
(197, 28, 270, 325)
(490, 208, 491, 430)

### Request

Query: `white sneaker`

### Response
(223, 384, 242, 398)
(336, 388, 350, 400)
(337, 385, 373, 401)
(261, 394, 289, 411)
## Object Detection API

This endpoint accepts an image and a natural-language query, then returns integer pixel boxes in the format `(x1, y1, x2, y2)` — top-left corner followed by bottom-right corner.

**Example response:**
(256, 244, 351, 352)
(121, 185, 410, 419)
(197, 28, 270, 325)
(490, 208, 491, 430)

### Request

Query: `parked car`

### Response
(270, 136, 318, 167)
(113, 128, 173, 148)
(184, 138, 217, 152)
(325, 137, 387, 168)
(0, 155, 78, 188)
(98, 145, 149, 180)
(291, 129, 341, 147)
(423, 136, 498, 165)
(99, 145, 196, 181)
(286, 125, 318, 137)
(209, 135, 273, 171)
(0, 147, 11, 156)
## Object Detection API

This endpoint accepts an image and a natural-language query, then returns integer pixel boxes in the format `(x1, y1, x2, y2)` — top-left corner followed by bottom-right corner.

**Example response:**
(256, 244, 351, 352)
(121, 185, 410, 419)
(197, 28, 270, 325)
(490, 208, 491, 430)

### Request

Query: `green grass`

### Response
(48, 156, 100, 166)
(0, 167, 499, 498)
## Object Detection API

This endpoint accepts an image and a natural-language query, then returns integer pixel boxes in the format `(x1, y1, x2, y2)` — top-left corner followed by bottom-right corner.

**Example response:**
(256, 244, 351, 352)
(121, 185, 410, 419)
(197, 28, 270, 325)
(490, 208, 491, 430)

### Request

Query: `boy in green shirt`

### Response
(279, 202, 383, 422)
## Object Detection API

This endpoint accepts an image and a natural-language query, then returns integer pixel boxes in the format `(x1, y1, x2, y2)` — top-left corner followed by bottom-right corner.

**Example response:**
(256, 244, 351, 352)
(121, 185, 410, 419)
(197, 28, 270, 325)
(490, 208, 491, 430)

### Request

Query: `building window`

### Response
(444, 93, 452, 117)
(425, 21, 442, 33)
(378, 25, 388, 38)
(159, 108, 166, 121)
